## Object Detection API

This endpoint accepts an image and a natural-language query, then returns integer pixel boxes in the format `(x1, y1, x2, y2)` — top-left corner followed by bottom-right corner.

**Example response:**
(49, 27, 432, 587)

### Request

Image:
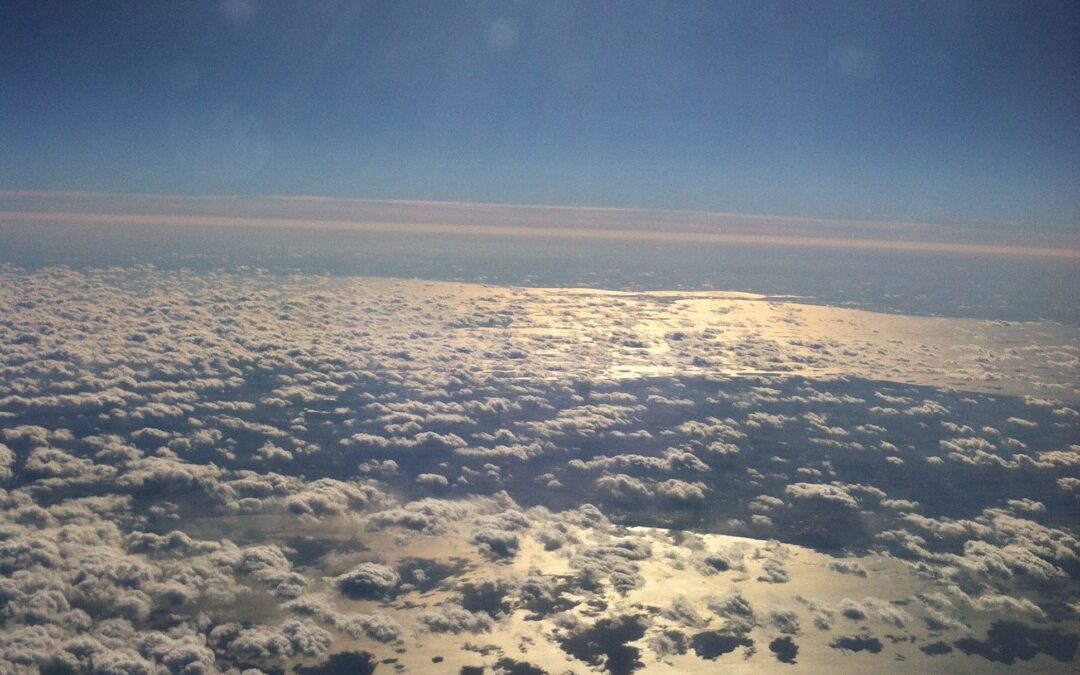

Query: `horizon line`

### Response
(0, 188, 1065, 236)
(3, 208, 1078, 261)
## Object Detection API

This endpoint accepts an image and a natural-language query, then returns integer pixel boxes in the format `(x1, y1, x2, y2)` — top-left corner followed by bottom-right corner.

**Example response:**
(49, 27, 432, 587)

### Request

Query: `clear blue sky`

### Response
(2, 1, 1078, 229)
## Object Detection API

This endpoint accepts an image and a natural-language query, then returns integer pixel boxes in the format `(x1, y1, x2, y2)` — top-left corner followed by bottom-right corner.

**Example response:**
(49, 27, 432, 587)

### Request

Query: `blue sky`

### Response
(2, 1, 1078, 229)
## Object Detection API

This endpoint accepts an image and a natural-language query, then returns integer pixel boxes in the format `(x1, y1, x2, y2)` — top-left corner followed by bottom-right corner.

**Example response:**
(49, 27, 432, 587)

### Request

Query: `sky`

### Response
(2, 0, 1078, 229)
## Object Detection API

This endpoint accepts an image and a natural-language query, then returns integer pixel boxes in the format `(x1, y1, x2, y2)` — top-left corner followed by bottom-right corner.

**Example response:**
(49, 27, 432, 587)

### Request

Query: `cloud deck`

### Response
(0, 265, 1077, 673)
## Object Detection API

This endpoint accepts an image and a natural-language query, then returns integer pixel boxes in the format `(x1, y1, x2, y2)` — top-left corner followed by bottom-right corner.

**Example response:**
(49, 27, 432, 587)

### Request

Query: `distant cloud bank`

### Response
(3, 191, 1078, 260)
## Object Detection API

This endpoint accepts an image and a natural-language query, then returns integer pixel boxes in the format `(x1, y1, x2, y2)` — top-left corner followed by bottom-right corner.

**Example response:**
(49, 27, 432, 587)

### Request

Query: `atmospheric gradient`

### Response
(2, 2, 1079, 674)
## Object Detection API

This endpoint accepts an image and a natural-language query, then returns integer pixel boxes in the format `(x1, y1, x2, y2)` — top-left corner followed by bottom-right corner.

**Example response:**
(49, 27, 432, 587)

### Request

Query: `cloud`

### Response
(415, 604, 494, 634)
(335, 563, 400, 600)
(707, 590, 755, 633)
(662, 596, 707, 628)
(0, 262, 1077, 672)
(415, 473, 450, 488)
(784, 483, 859, 510)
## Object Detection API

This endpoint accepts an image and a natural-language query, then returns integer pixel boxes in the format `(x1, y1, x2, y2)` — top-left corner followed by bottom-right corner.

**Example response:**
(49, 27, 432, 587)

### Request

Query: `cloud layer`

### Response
(0, 265, 1076, 672)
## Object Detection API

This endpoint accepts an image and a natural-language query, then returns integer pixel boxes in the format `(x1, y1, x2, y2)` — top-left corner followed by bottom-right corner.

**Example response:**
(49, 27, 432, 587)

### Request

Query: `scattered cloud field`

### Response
(1, 265, 1077, 673)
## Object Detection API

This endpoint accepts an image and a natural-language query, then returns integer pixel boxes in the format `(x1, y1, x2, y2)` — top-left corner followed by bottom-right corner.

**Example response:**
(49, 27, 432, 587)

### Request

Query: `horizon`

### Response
(4, 189, 1080, 261)
(1, 187, 1073, 231)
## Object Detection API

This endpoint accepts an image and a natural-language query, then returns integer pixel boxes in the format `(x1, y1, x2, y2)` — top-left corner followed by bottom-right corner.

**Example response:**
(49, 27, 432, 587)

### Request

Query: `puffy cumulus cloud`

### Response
(706, 590, 755, 633)
(795, 597, 837, 631)
(1058, 477, 1080, 495)
(279, 619, 333, 657)
(0, 443, 15, 481)
(967, 592, 1047, 621)
(875, 528, 934, 559)
(137, 631, 219, 673)
(591, 447, 712, 475)
(345, 432, 393, 448)
(750, 495, 785, 513)
(826, 560, 868, 577)
(0, 516, 242, 671)
(340, 613, 403, 643)
(804, 412, 850, 437)
(254, 441, 293, 462)
(880, 498, 919, 511)
(471, 517, 524, 560)
(365, 498, 469, 534)
(415, 603, 494, 634)
(767, 607, 800, 635)
(455, 578, 515, 620)
(455, 442, 544, 461)
(0, 484, 387, 670)
(939, 436, 1005, 466)
(520, 403, 645, 438)
(216, 619, 332, 661)
(674, 417, 746, 440)
(358, 458, 399, 476)
(753, 542, 792, 584)
(569, 536, 653, 596)
(900, 513, 986, 541)
(2, 426, 55, 447)
(227, 544, 306, 598)
(283, 593, 402, 643)
(516, 575, 575, 620)
(694, 547, 747, 576)
(904, 400, 950, 417)
(235, 544, 291, 578)
(836, 597, 910, 628)
(281, 593, 338, 623)
(662, 596, 707, 628)
(745, 412, 795, 430)
(954, 539, 1065, 582)
(0, 622, 210, 675)
(758, 557, 790, 584)
(410, 431, 469, 450)
(595, 474, 653, 500)
(648, 628, 691, 658)
(784, 482, 859, 510)
(126, 530, 219, 555)
(907, 507, 1079, 583)
(415, 472, 450, 488)
(1028, 445, 1080, 468)
(283, 478, 382, 518)
(704, 439, 741, 456)
(656, 479, 708, 502)
(1007, 498, 1046, 514)
(116, 455, 225, 493)
(334, 562, 400, 600)
(24, 446, 117, 486)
